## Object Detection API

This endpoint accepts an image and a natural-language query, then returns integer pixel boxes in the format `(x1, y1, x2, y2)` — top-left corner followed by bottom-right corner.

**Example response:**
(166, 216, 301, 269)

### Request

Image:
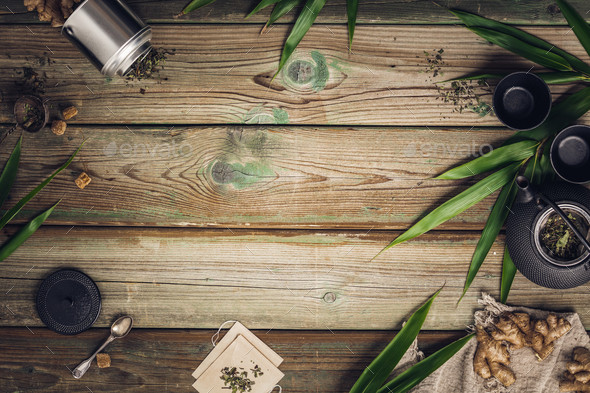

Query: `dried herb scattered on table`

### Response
(20, 67, 46, 95)
(540, 212, 588, 260)
(125, 47, 171, 81)
(418, 48, 446, 78)
(417, 48, 494, 117)
(436, 79, 494, 117)
(220, 365, 263, 393)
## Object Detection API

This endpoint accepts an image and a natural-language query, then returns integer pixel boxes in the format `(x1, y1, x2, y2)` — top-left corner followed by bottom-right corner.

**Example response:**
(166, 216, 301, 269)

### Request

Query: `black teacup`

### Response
(550, 124, 590, 184)
(493, 72, 552, 131)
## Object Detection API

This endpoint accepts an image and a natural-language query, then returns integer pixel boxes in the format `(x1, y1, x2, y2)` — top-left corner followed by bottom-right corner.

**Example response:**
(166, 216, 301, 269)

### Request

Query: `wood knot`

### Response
(547, 3, 561, 16)
(323, 292, 336, 303)
(210, 161, 235, 184)
(209, 160, 275, 189)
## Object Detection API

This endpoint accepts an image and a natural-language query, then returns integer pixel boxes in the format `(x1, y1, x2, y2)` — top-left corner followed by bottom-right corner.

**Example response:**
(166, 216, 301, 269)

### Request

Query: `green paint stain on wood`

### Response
(271, 108, 289, 124)
(207, 128, 284, 189)
(310, 51, 329, 92)
(210, 160, 275, 190)
(242, 104, 289, 124)
(327, 58, 349, 72)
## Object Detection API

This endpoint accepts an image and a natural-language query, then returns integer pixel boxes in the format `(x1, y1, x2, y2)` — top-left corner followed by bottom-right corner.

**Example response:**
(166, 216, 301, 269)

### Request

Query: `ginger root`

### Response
(533, 313, 573, 360)
(474, 312, 572, 387)
(568, 348, 590, 377)
(491, 313, 527, 350)
(560, 348, 590, 392)
(474, 325, 516, 387)
(24, 0, 81, 28)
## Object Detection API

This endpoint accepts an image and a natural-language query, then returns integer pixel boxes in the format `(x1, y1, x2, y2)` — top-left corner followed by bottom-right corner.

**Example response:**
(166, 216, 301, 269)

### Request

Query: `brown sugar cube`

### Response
(96, 353, 111, 368)
(62, 106, 78, 120)
(75, 172, 91, 189)
(51, 120, 67, 135)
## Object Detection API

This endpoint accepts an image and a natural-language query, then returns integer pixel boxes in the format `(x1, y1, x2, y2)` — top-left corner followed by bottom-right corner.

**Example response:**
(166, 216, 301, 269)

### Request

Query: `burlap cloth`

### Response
(391, 293, 590, 393)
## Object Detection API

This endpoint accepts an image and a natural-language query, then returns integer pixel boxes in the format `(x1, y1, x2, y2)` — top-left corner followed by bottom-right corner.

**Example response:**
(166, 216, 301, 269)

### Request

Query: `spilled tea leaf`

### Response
(126, 48, 170, 81)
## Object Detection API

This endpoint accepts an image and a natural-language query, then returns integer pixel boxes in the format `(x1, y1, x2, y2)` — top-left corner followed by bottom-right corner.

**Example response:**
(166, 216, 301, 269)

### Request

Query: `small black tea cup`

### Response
(493, 71, 552, 131)
(550, 124, 590, 184)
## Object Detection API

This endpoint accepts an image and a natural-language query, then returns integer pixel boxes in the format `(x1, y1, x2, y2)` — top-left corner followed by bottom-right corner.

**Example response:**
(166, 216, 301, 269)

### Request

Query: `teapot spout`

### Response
(515, 176, 537, 204)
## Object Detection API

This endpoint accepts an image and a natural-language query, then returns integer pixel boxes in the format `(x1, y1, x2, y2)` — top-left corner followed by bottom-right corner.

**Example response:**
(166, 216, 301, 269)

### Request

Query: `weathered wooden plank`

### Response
(1, 125, 515, 229)
(1, 226, 589, 330)
(0, 327, 466, 393)
(1, 0, 588, 25)
(1, 25, 589, 126)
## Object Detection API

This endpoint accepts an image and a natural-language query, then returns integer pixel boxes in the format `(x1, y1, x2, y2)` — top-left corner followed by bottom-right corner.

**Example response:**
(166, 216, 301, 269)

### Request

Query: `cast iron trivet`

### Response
(37, 269, 101, 335)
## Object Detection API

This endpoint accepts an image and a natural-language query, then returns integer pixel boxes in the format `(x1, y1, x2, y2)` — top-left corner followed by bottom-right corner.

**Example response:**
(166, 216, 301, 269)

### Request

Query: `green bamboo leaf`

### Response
(457, 169, 520, 304)
(349, 288, 443, 393)
(273, 0, 327, 81)
(540, 137, 556, 183)
(179, 0, 218, 15)
(504, 86, 590, 145)
(0, 141, 84, 231)
(555, 0, 590, 59)
(264, 0, 303, 29)
(436, 140, 538, 180)
(523, 147, 542, 185)
(0, 200, 60, 262)
(530, 150, 543, 185)
(500, 246, 517, 304)
(346, 0, 359, 49)
(450, 10, 590, 76)
(467, 27, 572, 72)
(521, 145, 542, 185)
(0, 136, 21, 209)
(538, 72, 589, 84)
(246, 0, 281, 19)
(376, 333, 475, 393)
(374, 162, 521, 259)
(439, 73, 506, 83)
(441, 72, 587, 84)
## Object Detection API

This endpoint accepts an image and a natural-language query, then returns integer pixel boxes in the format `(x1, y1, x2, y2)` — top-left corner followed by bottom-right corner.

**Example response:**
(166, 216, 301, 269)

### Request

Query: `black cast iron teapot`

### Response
(505, 176, 590, 289)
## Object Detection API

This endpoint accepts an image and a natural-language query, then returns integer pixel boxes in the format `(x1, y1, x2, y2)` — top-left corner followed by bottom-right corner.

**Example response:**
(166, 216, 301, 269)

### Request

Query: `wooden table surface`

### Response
(1, 0, 590, 391)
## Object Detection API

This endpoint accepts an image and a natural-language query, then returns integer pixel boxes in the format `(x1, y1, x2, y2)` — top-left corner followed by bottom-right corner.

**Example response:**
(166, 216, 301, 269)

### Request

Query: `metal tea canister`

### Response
(61, 0, 152, 77)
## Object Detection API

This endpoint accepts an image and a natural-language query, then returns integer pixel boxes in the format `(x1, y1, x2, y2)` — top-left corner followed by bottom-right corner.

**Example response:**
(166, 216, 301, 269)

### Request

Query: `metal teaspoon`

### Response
(72, 316, 133, 379)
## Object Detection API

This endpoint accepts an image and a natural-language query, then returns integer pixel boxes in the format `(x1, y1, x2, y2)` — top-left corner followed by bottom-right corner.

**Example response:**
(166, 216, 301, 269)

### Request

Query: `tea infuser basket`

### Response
(1, 95, 50, 145)
(506, 181, 590, 289)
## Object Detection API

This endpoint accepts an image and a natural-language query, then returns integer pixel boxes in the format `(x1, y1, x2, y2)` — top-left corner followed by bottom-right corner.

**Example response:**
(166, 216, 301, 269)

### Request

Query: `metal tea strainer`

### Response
(1, 95, 50, 144)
